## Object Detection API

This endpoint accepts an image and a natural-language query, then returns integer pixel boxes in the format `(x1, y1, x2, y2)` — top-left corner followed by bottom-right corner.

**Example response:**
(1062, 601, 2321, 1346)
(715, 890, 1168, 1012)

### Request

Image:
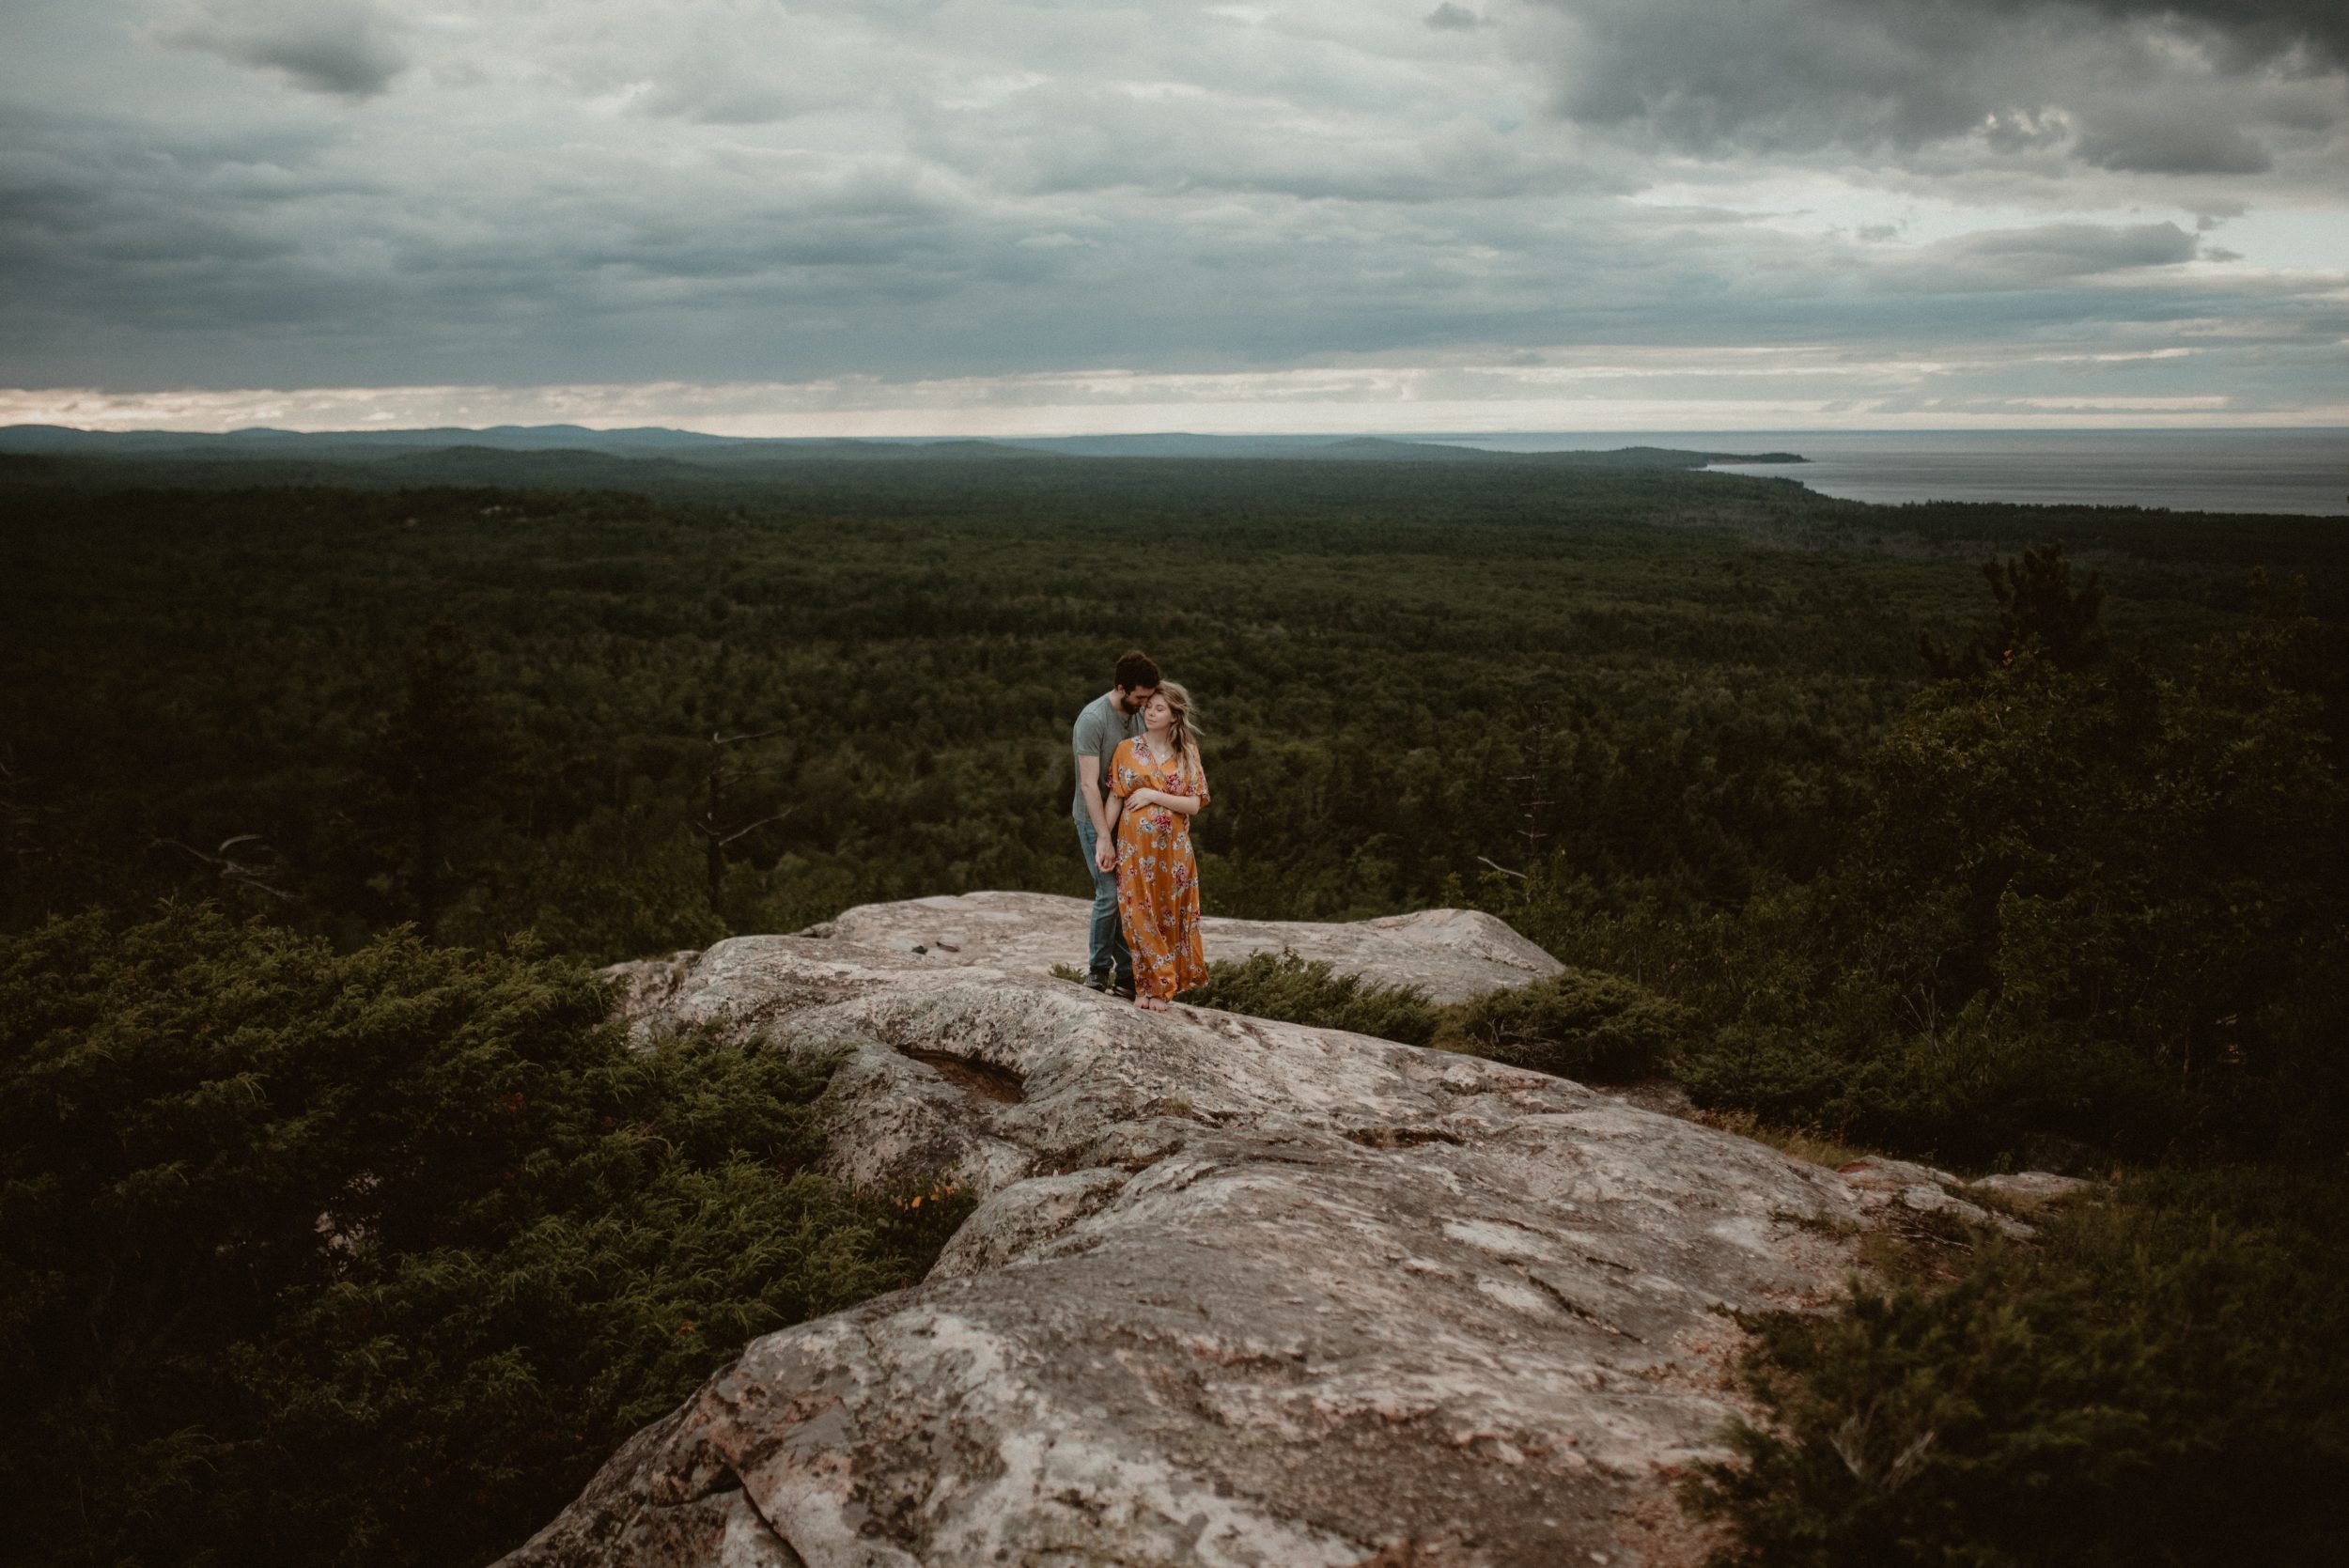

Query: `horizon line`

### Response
(8, 420, 2347, 442)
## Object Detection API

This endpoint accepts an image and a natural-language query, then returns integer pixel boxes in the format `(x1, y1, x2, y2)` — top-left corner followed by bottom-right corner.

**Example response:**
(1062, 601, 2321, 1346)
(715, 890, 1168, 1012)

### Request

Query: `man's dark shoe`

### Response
(1082, 972, 1111, 993)
(1112, 979, 1137, 1001)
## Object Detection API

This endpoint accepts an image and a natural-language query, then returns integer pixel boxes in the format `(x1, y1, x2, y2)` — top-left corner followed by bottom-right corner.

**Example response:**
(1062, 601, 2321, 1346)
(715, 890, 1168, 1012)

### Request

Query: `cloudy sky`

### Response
(3, 0, 2344, 433)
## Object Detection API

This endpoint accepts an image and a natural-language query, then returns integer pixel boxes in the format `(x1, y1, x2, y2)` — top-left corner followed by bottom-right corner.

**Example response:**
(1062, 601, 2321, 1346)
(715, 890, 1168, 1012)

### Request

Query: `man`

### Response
(1071, 649, 1159, 997)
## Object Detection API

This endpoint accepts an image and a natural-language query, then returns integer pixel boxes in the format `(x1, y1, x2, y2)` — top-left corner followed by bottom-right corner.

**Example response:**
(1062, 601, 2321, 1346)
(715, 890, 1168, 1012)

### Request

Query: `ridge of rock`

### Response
(507, 899, 1869, 1567)
(822, 890, 1563, 1004)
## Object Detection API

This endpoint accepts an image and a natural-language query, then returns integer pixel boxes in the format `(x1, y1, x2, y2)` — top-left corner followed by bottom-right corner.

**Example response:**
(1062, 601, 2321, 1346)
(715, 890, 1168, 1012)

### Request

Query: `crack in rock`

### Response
(892, 1045, 1028, 1105)
(1344, 1126, 1468, 1149)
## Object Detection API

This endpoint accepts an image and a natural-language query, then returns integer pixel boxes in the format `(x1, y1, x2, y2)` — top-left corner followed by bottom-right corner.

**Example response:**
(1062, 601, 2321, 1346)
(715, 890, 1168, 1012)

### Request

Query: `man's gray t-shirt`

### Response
(1072, 692, 1143, 811)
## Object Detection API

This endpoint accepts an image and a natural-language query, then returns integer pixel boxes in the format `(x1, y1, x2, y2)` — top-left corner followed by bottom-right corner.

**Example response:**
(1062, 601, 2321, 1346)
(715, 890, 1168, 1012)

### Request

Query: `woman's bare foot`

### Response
(1137, 994, 1169, 1011)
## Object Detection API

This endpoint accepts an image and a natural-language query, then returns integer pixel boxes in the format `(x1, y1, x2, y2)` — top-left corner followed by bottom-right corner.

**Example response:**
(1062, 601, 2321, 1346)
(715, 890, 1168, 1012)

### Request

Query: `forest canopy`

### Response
(5, 453, 2345, 1567)
(4, 457, 2342, 1162)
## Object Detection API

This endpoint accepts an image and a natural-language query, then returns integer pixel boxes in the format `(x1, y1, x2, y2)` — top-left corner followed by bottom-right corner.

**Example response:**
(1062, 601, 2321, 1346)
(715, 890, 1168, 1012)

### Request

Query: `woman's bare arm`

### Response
(1132, 789, 1202, 816)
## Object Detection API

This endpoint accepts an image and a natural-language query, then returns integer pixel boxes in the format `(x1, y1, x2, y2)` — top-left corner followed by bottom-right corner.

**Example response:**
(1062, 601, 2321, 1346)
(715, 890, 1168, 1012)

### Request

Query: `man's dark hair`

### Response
(1114, 649, 1161, 691)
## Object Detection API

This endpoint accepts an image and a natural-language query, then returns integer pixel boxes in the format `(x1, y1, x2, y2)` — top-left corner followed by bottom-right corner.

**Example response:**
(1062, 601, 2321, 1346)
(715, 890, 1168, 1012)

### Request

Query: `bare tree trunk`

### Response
(692, 726, 794, 918)
(417, 798, 442, 940)
(706, 739, 724, 914)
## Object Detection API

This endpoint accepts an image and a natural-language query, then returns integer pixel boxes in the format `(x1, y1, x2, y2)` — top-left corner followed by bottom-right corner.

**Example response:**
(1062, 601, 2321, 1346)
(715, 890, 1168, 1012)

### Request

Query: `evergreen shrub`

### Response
(1436, 968, 1692, 1083)
(1179, 948, 1445, 1046)
(0, 905, 966, 1568)
(1689, 1167, 2349, 1567)
(1181, 949, 1690, 1089)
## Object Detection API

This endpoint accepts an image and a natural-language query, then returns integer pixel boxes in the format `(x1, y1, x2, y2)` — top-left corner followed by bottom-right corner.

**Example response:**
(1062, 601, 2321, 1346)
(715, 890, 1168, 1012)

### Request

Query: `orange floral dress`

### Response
(1110, 737, 1210, 1000)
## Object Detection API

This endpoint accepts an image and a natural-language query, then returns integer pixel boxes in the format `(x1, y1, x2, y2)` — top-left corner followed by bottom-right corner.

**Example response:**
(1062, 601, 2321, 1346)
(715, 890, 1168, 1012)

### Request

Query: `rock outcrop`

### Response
(1966, 1171, 2093, 1207)
(1834, 1157, 2096, 1239)
(614, 891, 1563, 1017)
(503, 896, 1888, 1567)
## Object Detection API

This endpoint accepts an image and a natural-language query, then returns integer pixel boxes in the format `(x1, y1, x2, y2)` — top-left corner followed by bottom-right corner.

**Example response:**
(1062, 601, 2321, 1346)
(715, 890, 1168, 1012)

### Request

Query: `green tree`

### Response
(1683, 565, 2349, 1157)
(1921, 541, 2108, 679)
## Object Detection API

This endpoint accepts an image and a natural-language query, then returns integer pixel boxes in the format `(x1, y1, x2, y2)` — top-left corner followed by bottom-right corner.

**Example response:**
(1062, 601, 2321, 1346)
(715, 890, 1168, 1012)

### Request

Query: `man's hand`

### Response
(1095, 842, 1117, 873)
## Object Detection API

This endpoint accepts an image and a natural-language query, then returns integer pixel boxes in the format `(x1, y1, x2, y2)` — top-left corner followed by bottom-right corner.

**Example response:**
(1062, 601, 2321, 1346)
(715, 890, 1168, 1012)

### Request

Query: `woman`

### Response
(1109, 681, 1209, 1010)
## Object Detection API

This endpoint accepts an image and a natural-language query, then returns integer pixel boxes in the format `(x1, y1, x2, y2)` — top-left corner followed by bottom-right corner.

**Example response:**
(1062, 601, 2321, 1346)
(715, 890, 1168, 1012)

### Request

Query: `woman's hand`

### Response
(1129, 788, 1161, 810)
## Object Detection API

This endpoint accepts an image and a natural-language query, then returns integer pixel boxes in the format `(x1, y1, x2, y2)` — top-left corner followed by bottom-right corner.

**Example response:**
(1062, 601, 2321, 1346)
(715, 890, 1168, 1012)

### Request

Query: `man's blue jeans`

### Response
(1073, 801, 1130, 987)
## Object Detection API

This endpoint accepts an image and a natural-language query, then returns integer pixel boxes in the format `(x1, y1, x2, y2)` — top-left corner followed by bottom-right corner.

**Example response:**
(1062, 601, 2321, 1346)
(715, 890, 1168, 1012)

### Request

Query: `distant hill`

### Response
(1522, 443, 1808, 468)
(0, 423, 741, 455)
(0, 423, 1805, 471)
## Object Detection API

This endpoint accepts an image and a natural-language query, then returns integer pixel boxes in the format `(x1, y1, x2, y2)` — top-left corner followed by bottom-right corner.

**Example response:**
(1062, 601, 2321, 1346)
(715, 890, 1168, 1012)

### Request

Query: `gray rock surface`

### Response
(1834, 1155, 1965, 1193)
(1891, 1183, 2036, 1240)
(1836, 1158, 2080, 1240)
(1968, 1172, 2094, 1207)
(507, 901, 1878, 1568)
(800, 890, 1563, 1004)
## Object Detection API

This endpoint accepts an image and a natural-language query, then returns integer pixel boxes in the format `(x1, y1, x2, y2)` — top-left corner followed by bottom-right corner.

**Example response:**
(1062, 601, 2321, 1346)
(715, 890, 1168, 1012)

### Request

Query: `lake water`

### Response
(1443, 429, 2349, 518)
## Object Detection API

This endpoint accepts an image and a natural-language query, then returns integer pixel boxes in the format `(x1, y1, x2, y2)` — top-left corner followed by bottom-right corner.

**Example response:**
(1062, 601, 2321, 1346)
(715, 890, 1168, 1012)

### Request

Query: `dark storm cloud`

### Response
(2080, 0, 2349, 67)
(163, 0, 409, 101)
(0, 0, 2341, 424)
(0, 90, 1117, 386)
(906, 78, 1612, 207)
(1538, 0, 2346, 172)
(1888, 220, 2203, 289)
(2074, 107, 2273, 175)
(0, 110, 344, 347)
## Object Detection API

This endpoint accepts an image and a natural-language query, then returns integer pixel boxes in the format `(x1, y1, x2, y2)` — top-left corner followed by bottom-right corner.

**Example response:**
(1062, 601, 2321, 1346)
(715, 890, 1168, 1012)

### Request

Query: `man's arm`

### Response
(1097, 794, 1123, 872)
(1079, 753, 1119, 871)
(1078, 753, 1108, 832)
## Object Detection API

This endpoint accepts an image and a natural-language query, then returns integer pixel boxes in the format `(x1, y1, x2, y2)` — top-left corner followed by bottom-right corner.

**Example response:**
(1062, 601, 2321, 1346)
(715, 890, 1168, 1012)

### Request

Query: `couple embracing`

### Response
(1070, 650, 1209, 1012)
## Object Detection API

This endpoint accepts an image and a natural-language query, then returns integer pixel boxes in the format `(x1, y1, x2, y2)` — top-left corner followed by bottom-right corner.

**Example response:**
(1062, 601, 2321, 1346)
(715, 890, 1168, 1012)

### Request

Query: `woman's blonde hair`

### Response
(1158, 680, 1205, 784)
